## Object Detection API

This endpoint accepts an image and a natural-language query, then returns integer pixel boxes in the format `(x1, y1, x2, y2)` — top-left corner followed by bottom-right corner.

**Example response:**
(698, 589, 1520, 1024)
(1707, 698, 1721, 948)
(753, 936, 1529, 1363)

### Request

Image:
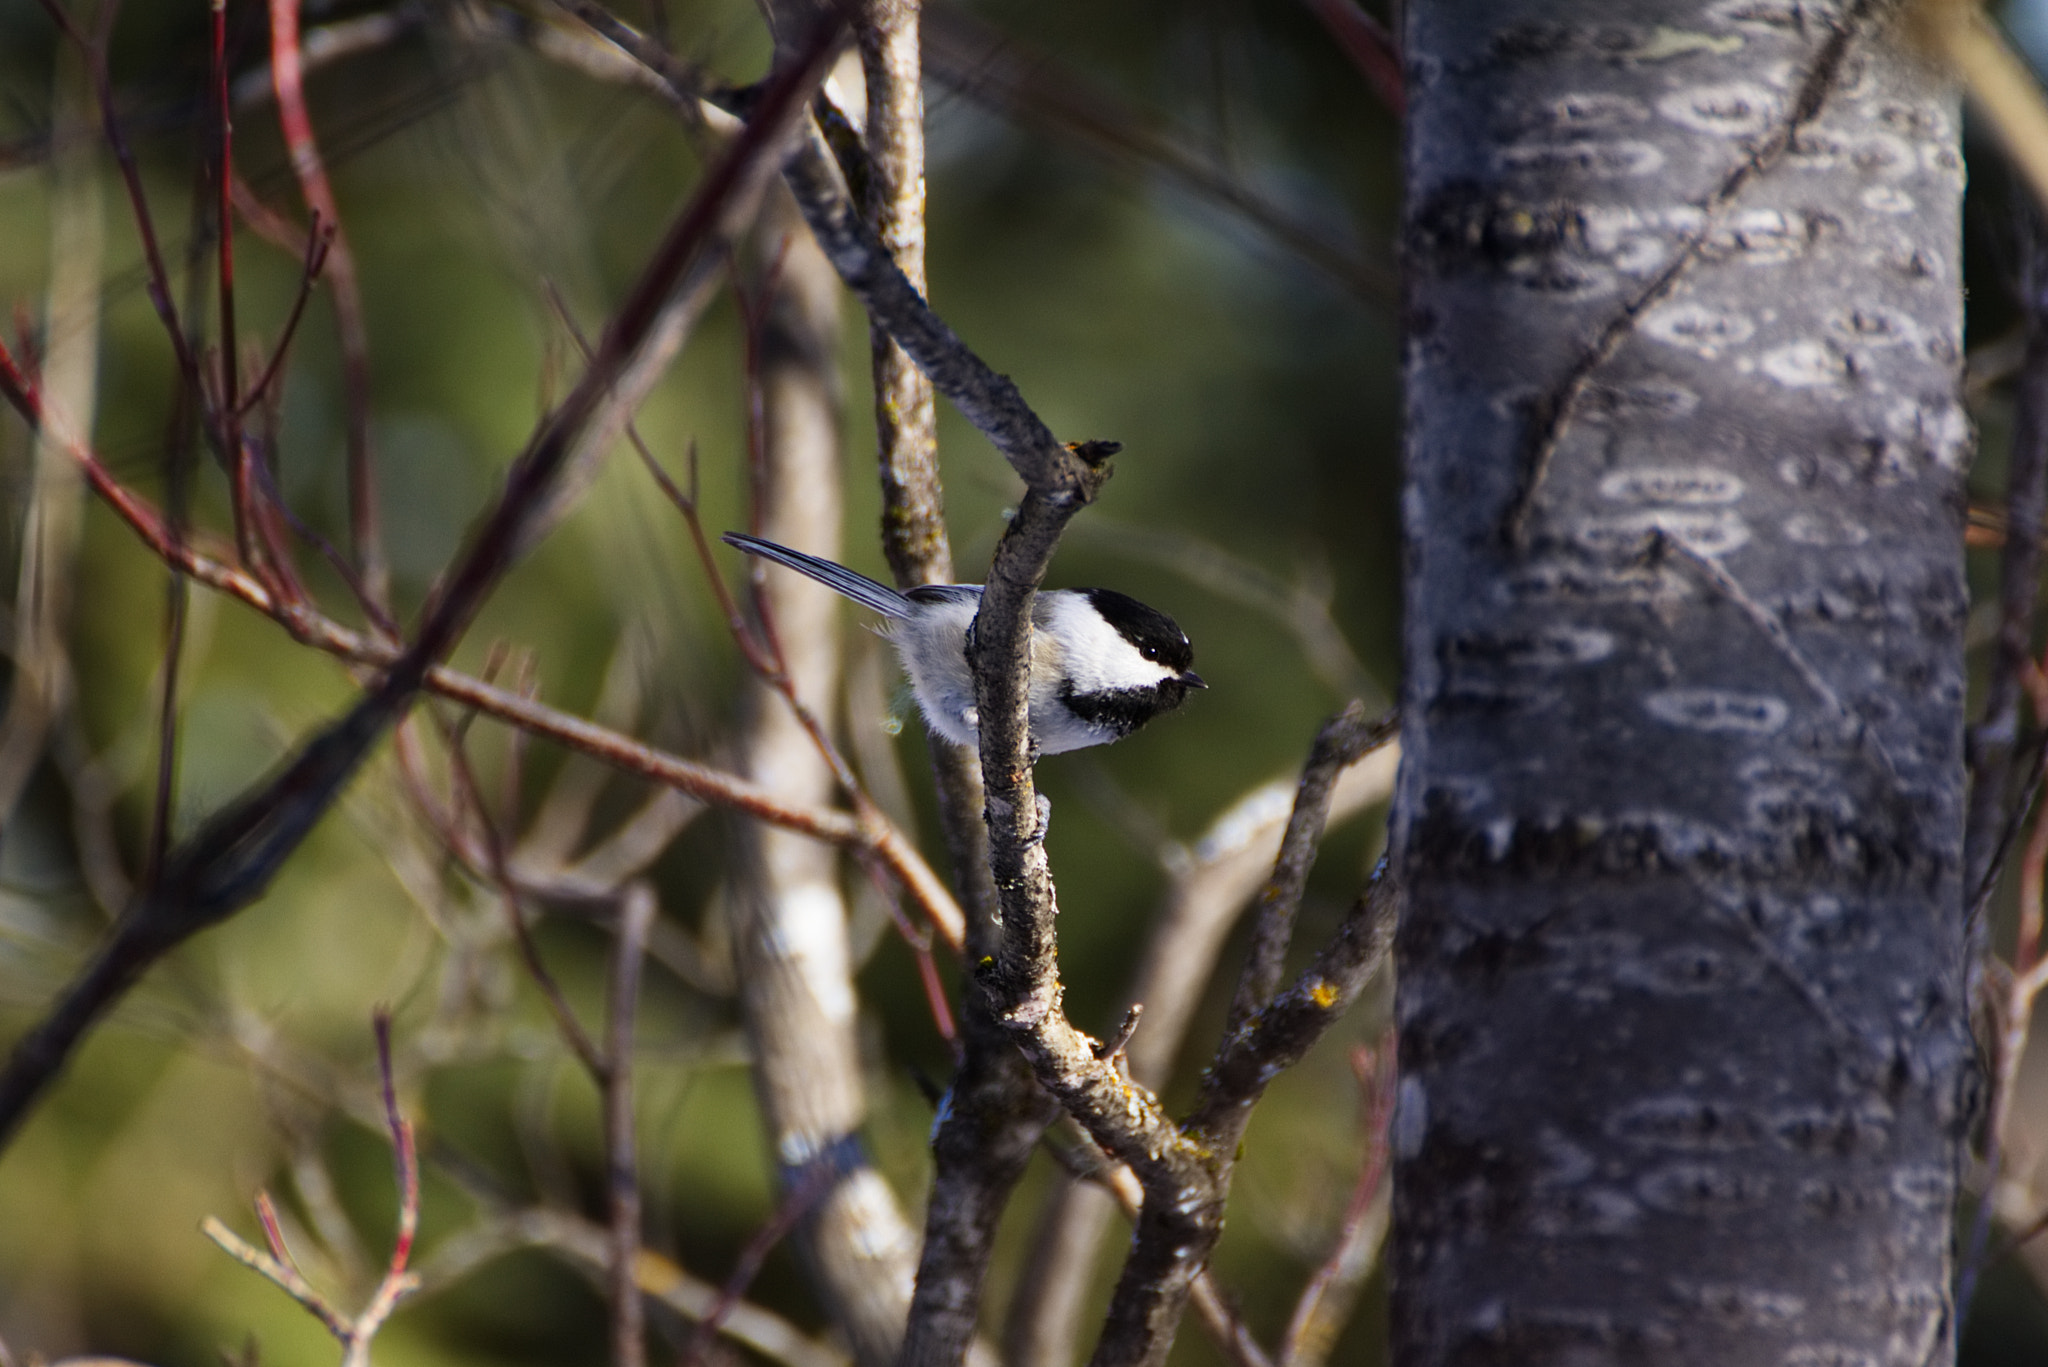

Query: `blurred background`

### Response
(0, 0, 2043, 1363)
(0, 2, 1403, 1363)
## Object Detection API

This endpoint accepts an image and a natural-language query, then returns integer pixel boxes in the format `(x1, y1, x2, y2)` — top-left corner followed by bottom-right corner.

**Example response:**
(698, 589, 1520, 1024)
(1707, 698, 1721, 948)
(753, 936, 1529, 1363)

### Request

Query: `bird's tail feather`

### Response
(721, 533, 915, 620)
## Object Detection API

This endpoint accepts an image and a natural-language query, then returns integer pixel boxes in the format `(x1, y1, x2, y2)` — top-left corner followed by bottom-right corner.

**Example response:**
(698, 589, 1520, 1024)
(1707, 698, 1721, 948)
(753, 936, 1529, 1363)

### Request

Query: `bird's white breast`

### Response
(889, 590, 1186, 755)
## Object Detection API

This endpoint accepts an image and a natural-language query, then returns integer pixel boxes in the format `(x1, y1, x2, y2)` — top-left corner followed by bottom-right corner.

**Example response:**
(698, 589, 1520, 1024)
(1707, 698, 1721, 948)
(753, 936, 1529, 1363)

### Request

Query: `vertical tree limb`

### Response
(728, 185, 919, 1367)
(858, 0, 949, 585)
(848, 3, 1062, 1363)
(0, 34, 101, 822)
(605, 884, 656, 1367)
(268, 0, 388, 607)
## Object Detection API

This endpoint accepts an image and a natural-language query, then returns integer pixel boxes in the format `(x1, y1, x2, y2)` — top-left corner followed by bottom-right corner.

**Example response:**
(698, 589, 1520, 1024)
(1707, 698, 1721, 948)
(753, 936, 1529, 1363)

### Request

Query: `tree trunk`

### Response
(1392, 5, 1974, 1364)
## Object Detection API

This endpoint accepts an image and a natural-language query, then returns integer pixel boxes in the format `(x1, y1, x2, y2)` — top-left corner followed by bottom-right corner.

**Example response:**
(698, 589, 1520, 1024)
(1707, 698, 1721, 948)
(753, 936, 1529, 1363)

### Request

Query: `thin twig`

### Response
(682, 1162, 839, 1367)
(204, 1209, 357, 1341)
(415, 1205, 848, 1367)
(920, 6, 1394, 307)
(211, 0, 254, 576)
(1278, 1036, 1394, 1367)
(32, 0, 215, 449)
(606, 885, 656, 1367)
(435, 713, 607, 1075)
(269, 0, 387, 606)
(350, 1013, 424, 1367)
(203, 1014, 423, 1365)
(0, 26, 850, 1152)
(235, 212, 336, 419)
(1225, 705, 1398, 1040)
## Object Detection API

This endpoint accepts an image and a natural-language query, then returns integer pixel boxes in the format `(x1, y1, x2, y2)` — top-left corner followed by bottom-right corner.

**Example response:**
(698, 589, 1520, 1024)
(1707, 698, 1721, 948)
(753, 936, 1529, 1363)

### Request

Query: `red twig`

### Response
(1278, 1033, 1394, 1365)
(255, 1188, 295, 1266)
(146, 333, 196, 889)
(373, 1012, 421, 1280)
(270, 0, 386, 605)
(245, 431, 399, 637)
(211, 0, 255, 572)
(856, 850, 958, 1048)
(0, 340, 965, 948)
(203, 1015, 422, 1362)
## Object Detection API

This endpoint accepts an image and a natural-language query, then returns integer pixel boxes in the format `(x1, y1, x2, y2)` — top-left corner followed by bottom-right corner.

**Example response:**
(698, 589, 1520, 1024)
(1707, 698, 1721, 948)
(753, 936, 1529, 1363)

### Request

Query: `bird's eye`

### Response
(1142, 647, 1160, 661)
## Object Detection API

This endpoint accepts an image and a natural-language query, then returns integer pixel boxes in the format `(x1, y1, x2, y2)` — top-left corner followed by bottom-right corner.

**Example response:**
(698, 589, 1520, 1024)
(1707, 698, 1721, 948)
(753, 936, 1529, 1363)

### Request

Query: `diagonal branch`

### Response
(0, 21, 849, 1156)
(1224, 704, 1399, 1039)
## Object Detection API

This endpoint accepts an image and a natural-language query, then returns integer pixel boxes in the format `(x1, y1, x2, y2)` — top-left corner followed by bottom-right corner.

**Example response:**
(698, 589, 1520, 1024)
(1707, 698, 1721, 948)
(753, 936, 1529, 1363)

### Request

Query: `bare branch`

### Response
(857, 0, 951, 585)
(1006, 740, 1399, 1364)
(0, 22, 849, 1153)
(1191, 873, 1397, 1147)
(1277, 1038, 1394, 1367)
(725, 167, 919, 1367)
(268, 0, 387, 607)
(1224, 706, 1399, 1040)
(0, 35, 101, 826)
(417, 1207, 847, 1367)
(202, 1015, 423, 1367)
(777, 117, 1095, 493)
(606, 885, 656, 1367)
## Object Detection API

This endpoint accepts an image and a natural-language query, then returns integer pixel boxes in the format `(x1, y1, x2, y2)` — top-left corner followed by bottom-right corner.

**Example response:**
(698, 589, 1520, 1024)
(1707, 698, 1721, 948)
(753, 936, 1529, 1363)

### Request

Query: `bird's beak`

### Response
(1180, 671, 1207, 689)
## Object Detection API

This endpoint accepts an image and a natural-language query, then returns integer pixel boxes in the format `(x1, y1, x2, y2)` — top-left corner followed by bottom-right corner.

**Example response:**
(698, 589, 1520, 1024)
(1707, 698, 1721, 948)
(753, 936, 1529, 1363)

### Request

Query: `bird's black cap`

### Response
(1079, 588, 1196, 673)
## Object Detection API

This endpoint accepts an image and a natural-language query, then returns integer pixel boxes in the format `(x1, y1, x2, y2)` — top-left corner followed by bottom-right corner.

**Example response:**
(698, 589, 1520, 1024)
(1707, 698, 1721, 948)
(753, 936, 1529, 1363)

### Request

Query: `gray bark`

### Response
(1393, 5, 1974, 1365)
(730, 190, 919, 1367)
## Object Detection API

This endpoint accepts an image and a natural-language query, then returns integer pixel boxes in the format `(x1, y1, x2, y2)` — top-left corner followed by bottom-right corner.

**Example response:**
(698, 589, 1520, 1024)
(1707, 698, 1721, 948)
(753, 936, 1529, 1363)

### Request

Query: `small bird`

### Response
(724, 532, 1205, 754)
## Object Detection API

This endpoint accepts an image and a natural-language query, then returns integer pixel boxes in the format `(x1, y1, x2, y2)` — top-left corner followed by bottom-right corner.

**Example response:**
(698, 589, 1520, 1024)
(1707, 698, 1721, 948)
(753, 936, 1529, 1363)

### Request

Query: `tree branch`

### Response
(0, 20, 849, 1154)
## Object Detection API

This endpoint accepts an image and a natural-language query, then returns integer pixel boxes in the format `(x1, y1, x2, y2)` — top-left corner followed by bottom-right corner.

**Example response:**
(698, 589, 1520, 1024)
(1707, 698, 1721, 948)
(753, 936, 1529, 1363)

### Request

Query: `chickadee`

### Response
(723, 532, 1205, 755)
